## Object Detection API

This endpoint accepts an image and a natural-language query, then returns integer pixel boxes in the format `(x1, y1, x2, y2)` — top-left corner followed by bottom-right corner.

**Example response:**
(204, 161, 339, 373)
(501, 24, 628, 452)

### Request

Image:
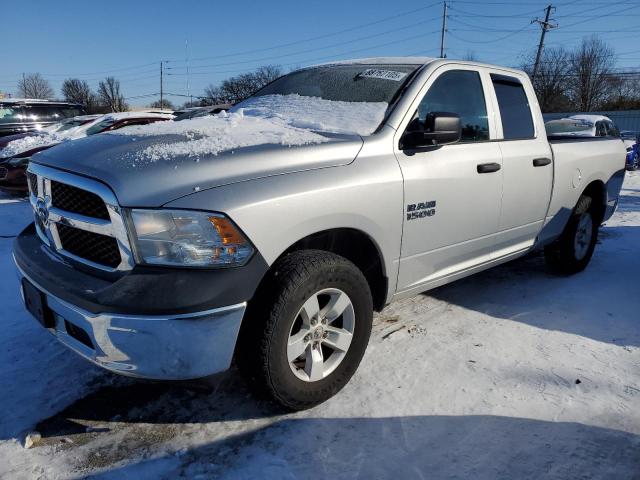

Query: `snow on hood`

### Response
(109, 94, 387, 162)
(232, 94, 388, 136)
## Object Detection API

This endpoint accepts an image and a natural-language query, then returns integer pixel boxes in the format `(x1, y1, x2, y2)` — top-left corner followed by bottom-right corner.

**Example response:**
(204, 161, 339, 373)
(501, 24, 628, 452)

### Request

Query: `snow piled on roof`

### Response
(112, 94, 387, 161)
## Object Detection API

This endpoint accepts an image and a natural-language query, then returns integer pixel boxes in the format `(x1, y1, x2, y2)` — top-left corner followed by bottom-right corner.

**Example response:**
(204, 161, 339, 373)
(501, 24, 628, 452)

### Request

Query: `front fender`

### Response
(165, 147, 403, 302)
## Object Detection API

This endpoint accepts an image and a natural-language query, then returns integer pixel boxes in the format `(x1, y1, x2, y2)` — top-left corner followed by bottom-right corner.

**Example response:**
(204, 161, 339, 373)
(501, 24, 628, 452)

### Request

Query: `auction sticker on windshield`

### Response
(358, 69, 407, 81)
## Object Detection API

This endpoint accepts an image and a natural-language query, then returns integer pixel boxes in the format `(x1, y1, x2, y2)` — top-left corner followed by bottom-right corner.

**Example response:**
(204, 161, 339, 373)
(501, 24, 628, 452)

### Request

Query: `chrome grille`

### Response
(51, 181, 110, 220)
(27, 171, 37, 193)
(27, 163, 134, 272)
(57, 224, 121, 268)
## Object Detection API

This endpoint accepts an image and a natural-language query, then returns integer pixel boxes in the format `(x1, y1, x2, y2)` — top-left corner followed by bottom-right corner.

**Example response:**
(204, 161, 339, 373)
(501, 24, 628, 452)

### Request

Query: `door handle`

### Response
(477, 162, 501, 174)
(533, 157, 552, 167)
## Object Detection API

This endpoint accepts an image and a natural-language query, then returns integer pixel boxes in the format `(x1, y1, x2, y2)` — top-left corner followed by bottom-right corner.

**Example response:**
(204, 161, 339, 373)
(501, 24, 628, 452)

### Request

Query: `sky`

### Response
(2, 0, 640, 107)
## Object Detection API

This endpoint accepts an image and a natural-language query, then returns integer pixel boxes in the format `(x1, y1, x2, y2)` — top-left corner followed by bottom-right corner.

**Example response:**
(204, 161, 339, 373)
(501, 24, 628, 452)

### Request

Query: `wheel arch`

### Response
(276, 228, 389, 312)
(581, 179, 606, 224)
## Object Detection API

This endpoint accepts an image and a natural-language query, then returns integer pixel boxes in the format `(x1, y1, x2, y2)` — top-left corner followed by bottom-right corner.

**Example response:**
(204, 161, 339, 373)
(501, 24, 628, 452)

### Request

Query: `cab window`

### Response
(413, 70, 489, 142)
(491, 74, 535, 140)
(606, 121, 620, 137)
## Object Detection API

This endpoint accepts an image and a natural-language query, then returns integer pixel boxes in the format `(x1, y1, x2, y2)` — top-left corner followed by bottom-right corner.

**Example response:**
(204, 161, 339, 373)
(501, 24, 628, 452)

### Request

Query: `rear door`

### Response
(394, 65, 504, 293)
(487, 72, 553, 256)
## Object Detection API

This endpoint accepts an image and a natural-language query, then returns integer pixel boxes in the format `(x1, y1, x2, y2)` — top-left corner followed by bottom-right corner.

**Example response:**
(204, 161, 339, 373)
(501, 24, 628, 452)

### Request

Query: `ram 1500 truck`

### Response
(14, 58, 626, 409)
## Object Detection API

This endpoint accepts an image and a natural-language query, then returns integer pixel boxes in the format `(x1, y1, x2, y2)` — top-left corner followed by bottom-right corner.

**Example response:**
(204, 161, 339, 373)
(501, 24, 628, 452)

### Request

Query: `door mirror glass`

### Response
(400, 112, 461, 149)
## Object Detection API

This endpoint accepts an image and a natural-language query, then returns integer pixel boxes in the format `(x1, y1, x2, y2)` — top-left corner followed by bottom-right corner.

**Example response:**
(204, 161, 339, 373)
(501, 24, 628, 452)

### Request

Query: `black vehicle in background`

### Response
(173, 104, 231, 121)
(0, 99, 86, 137)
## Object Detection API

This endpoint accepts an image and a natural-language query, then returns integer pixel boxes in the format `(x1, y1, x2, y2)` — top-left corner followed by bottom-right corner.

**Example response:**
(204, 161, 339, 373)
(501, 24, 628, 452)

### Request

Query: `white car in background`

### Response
(0, 111, 174, 194)
(0, 111, 174, 160)
(545, 114, 621, 138)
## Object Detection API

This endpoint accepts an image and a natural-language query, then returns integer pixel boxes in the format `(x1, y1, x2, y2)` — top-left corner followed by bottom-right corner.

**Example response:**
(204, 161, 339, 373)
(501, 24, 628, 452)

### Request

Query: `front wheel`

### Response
(544, 195, 598, 275)
(236, 250, 373, 410)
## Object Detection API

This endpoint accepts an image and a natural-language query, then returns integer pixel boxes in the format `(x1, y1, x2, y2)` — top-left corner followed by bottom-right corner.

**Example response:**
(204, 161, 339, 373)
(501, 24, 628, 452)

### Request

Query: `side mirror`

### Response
(400, 112, 461, 149)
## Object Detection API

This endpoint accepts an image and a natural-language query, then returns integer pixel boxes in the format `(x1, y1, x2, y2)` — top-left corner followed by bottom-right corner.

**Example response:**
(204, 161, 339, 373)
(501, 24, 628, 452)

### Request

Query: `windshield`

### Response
(254, 64, 418, 103)
(545, 119, 594, 136)
(86, 118, 117, 136)
(241, 64, 420, 135)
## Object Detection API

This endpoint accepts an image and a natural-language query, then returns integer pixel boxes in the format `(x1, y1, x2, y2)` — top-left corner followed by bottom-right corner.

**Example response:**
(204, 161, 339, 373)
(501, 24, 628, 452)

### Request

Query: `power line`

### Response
(448, 23, 536, 44)
(167, 18, 441, 72)
(166, 30, 442, 77)
(165, 0, 444, 64)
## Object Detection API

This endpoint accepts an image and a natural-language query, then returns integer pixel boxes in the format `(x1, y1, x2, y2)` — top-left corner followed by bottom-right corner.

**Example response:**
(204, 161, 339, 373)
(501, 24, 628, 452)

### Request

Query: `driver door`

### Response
(394, 66, 504, 294)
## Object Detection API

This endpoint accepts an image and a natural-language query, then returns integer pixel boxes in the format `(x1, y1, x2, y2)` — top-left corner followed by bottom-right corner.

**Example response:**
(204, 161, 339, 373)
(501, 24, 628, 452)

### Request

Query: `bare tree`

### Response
(600, 75, 640, 110)
(61, 78, 98, 112)
(204, 65, 282, 105)
(567, 36, 615, 112)
(522, 47, 572, 113)
(17, 73, 54, 99)
(98, 77, 127, 112)
(148, 99, 175, 110)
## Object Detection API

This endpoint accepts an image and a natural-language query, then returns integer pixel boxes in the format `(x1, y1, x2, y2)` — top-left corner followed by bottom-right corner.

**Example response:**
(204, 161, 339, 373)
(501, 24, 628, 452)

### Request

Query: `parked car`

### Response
(545, 114, 621, 138)
(173, 104, 232, 121)
(0, 112, 172, 194)
(621, 130, 639, 171)
(0, 115, 101, 150)
(14, 58, 625, 409)
(0, 99, 86, 137)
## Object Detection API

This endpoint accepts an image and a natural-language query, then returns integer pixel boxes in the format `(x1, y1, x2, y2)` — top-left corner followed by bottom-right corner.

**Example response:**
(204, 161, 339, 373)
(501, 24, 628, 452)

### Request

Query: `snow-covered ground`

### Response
(0, 173, 639, 479)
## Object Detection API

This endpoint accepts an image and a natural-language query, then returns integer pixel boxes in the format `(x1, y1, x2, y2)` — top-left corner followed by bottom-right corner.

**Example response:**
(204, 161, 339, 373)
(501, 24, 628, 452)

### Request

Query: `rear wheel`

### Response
(236, 250, 373, 410)
(544, 195, 598, 274)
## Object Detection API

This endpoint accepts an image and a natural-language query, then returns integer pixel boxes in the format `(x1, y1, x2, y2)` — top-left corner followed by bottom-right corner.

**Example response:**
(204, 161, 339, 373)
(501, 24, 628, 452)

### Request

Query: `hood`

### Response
(31, 131, 363, 207)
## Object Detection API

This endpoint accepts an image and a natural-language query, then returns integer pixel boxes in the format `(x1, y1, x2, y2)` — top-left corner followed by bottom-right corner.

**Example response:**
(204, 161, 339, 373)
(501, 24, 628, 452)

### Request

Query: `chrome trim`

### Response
(27, 163, 134, 272)
(15, 257, 246, 379)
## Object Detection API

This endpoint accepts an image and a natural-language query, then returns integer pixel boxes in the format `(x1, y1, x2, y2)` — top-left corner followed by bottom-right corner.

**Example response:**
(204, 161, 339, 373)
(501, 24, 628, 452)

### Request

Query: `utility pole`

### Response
(186, 40, 192, 106)
(532, 5, 557, 79)
(439, 1, 448, 59)
(160, 61, 164, 110)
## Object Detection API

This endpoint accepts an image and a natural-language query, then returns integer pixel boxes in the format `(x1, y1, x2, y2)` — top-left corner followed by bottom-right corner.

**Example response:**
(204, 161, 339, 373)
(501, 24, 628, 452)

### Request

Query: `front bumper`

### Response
(16, 260, 246, 380)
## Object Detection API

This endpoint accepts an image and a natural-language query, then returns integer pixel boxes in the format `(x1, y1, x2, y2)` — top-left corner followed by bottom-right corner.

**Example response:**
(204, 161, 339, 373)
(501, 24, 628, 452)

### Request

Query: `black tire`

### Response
(544, 195, 598, 275)
(236, 250, 373, 410)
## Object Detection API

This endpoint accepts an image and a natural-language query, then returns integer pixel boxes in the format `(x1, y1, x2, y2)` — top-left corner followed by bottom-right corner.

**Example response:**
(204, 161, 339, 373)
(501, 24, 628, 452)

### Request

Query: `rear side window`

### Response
(606, 121, 620, 137)
(415, 70, 489, 142)
(0, 106, 24, 124)
(22, 105, 84, 122)
(491, 74, 535, 140)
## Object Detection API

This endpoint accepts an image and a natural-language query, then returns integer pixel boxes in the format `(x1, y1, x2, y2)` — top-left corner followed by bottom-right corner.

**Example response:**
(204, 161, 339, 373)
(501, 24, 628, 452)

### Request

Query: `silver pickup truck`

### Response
(14, 58, 626, 409)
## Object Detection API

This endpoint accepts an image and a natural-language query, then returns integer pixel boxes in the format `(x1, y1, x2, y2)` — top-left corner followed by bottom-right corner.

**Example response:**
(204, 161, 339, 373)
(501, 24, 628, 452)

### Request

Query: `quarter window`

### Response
(414, 70, 489, 142)
(491, 74, 535, 140)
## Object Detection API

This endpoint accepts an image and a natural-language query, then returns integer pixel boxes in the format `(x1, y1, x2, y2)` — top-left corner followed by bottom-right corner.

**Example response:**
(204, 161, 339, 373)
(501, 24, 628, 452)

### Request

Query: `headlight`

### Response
(128, 209, 254, 267)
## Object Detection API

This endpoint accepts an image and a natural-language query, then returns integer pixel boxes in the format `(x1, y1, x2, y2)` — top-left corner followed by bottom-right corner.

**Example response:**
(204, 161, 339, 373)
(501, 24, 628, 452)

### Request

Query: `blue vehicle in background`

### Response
(621, 131, 639, 171)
